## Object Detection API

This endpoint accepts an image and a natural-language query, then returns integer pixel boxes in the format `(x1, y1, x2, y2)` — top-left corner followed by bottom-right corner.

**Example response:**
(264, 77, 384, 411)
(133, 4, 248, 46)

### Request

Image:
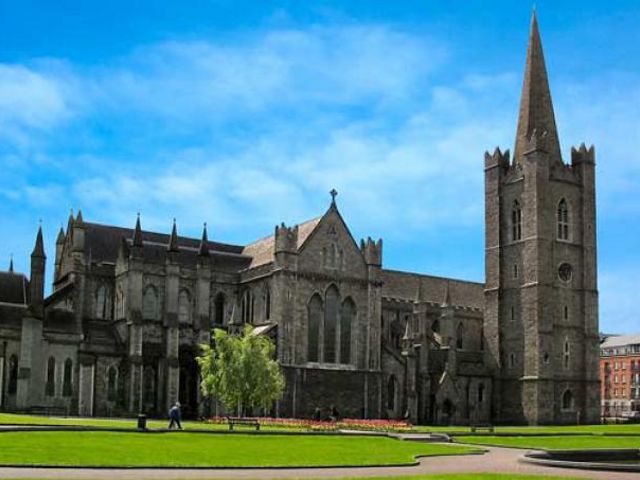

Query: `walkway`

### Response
(0, 445, 637, 479)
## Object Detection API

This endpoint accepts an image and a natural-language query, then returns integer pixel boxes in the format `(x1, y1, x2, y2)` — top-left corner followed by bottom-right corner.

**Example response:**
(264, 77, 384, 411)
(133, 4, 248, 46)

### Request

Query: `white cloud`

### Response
(0, 64, 69, 127)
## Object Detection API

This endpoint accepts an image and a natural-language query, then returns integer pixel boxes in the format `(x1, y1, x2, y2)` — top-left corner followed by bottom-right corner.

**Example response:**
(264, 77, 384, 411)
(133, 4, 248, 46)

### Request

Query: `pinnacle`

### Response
(31, 225, 46, 258)
(132, 213, 143, 247)
(56, 226, 65, 245)
(199, 222, 210, 256)
(8, 254, 14, 273)
(514, 11, 562, 164)
(442, 281, 452, 307)
(168, 218, 179, 252)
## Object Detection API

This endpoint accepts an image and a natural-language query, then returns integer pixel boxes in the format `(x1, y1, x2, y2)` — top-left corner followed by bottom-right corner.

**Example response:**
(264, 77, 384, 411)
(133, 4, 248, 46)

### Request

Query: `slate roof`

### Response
(381, 269, 484, 310)
(242, 217, 322, 269)
(0, 271, 29, 305)
(0, 304, 26, 329)
(83, 222, 246, 264)
(601, 334, 640, 349)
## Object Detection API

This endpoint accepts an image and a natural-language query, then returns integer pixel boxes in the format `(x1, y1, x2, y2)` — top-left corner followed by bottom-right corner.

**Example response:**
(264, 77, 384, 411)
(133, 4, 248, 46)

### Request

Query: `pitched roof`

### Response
(0, 271, 29, 305)
(513, 11, 562, 165)
(601, 334, 640, 349)
(82, 222, 245, 264)
(381, 269, 484, 310)
(242, 217, 322, 269)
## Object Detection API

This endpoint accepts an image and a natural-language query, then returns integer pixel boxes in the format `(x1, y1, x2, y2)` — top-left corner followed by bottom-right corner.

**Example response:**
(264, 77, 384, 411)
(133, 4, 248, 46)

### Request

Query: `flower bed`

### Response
(207, 416, 412, 432)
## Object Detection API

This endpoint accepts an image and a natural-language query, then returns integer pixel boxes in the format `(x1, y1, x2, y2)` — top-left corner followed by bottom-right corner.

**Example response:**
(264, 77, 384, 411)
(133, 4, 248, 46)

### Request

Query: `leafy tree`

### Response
(197, 325, 285, 416)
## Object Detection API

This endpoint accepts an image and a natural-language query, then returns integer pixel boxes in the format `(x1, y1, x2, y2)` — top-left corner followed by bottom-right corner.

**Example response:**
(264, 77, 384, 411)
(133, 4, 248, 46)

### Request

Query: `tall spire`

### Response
(168, 218, 179, 252)
(513, 10, 562, 164)
(8, 254, 13, 273)
(132, 213, 143, 247)
(198, 222, 210, 257)
(31, 224, 46, 258)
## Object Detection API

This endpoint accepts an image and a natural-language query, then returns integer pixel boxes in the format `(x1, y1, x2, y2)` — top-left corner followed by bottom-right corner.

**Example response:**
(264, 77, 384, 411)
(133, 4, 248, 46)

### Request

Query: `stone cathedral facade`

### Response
(0, 14, 600, 425)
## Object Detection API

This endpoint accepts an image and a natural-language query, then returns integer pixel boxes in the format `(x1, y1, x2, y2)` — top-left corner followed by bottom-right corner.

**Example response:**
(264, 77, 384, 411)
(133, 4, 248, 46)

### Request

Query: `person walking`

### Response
(168, 402, 182, 430)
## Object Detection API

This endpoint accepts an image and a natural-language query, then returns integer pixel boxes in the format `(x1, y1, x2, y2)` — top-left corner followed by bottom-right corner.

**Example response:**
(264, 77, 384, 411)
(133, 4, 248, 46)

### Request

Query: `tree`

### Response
(197, 325, 285, 416)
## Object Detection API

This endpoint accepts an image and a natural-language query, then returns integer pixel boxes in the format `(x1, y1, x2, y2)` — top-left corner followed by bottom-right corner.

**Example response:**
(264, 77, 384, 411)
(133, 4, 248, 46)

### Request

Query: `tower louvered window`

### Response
(512, 201, 522, 241)
(557, 199, 570, 240)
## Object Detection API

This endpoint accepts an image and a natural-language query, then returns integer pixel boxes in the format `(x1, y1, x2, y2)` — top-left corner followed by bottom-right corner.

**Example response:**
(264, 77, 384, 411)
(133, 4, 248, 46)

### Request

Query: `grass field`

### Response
(455, 434, 640, 450)
(4, 412, 640, 435)
(0, 431, 479, 467)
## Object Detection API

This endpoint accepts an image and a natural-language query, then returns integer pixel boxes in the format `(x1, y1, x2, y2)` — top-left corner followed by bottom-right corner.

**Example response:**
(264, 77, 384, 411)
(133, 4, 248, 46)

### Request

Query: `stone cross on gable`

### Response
(330, 188, 338, 204)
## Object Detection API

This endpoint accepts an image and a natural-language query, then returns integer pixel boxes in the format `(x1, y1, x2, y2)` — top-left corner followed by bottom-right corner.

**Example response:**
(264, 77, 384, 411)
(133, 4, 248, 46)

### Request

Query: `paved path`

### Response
(0, 445, 636, 479)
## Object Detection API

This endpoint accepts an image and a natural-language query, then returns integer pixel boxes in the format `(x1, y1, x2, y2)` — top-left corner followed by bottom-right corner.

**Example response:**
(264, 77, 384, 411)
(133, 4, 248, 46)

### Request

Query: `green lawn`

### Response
(0, 431, 479, 467)
(455, 434, 640, 450)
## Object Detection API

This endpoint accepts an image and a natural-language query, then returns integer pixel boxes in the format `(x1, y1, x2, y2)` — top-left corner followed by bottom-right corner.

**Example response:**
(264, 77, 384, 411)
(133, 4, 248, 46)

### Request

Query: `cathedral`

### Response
(0, 13, 600, 425)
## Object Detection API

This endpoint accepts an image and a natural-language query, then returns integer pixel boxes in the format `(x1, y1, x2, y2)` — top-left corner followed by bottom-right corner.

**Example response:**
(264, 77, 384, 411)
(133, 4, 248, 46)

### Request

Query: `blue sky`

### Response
(0, 1, 638, 333)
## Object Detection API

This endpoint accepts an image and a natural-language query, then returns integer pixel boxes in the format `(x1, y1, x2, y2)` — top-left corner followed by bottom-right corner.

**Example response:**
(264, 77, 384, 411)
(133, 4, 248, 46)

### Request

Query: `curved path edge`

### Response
(0, 446, 639, 479)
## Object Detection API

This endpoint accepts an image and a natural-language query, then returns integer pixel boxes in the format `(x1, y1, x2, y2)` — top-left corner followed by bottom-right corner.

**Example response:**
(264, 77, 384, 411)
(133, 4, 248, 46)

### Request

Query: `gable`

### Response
(297, 207, 367, 277)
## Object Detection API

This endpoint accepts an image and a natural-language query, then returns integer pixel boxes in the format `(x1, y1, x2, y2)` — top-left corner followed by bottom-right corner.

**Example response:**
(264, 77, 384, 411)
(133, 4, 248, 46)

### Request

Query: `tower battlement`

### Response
(275, 223, 299, 253)
(360, 237, 382, 266)
(571, 143, 595, 165)
(484, 147, 510, 170)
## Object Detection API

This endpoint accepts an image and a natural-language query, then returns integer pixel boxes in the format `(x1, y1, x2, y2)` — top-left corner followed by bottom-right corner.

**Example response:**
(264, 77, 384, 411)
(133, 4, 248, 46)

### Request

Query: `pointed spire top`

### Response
(8, 254, 14, 273)
(513, 11, 562, 164)
(441, 281, 452, 307)
(56, 225, 65, 245)
(31, 224, 46, 258)
(199, 222, 210, 257)
(132, 212, 143, 247)
(168, 218, 179, 252)
(76, 209, 84, 224)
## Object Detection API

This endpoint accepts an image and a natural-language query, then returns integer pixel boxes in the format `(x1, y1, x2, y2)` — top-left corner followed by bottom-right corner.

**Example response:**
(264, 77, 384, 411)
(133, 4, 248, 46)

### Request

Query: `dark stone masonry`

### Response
(0, 13, 599, 425)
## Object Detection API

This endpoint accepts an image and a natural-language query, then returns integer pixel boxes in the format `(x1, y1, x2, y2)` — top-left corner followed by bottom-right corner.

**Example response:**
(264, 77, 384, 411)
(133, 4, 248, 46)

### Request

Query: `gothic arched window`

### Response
(95, 285, 108, 319)
(178, 289, 191, 324)
(264, 287, 271, 320)
(564, 339, 570, 369)
(557, 199, 570, 240)
(7, 355, 18, 394)
(324, 285, 340, 363)
(478, 383, 485, 403)
(562, 389, 573, 410)
(241, 290, 253, 324)
(431, 319, 440, 334)
(45, 357, 56, 396)
(106, 366, 118, 402)
(116, 286, 125, 319)
(307, 294, 322, 362)
(214, 293, 225, 325)
(512, 200, 522, 241)
(387, 375, 396, 410)
(143, 286, 158, 320)
(340, 298, 355, 364)
(456, 323, 464, 349)
(63, 358, 73, 397)
(143, 366, 156, 412)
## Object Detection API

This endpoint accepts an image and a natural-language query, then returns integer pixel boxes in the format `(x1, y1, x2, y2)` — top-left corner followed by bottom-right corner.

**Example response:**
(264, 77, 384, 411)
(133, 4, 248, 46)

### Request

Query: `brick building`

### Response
(0, 12, 600, 425)
(600, 335, 640, 419)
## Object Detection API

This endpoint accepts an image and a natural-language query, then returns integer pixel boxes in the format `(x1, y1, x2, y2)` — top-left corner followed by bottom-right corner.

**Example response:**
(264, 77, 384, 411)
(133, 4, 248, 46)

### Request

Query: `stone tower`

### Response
(484, 12, 600, 425)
